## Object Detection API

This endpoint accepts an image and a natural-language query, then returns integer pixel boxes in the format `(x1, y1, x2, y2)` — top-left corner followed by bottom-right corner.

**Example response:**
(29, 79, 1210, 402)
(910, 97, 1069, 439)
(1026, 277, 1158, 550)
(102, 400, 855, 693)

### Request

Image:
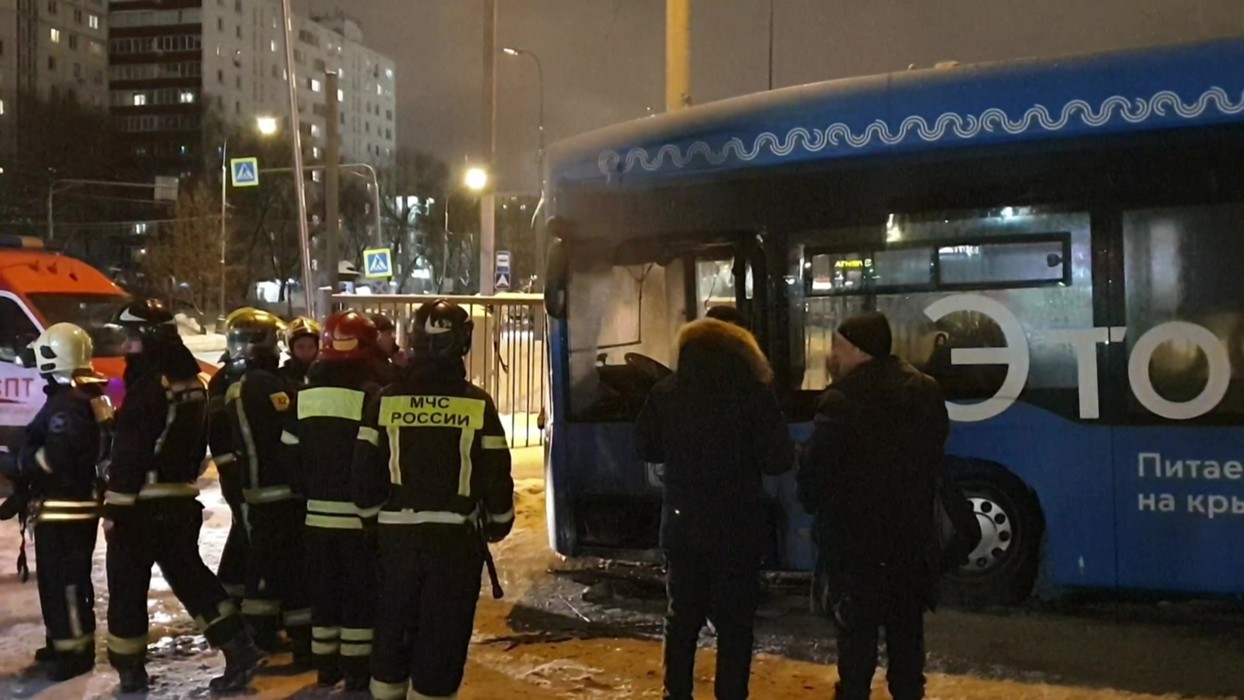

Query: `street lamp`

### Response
(464, 166, 489, 193)
(501, 47, 546, 188)
(218, 115, 280, 325)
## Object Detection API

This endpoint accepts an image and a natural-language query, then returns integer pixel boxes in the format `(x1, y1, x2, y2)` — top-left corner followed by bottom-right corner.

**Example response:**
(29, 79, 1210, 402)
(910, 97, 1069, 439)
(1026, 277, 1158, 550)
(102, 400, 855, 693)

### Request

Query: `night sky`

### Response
(295, 0, 1244, 192)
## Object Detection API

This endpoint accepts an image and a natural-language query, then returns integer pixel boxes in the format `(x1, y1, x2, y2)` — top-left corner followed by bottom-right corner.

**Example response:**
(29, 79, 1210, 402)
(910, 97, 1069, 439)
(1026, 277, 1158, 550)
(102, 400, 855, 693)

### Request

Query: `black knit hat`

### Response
(837, 312, 892, 358)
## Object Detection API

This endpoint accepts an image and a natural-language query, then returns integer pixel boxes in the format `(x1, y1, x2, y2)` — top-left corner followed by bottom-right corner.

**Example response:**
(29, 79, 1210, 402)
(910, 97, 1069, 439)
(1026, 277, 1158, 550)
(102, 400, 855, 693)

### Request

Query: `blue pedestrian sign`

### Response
(495, 250, 511, 291)
(230, 157, 260, 187)
(363, 248, 393, 278)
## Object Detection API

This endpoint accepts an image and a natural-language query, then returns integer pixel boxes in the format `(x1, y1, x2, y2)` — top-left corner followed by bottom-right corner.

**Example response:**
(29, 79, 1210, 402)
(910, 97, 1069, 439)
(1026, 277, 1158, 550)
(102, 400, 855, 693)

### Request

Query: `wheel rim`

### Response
(961, 493, 1015, 574)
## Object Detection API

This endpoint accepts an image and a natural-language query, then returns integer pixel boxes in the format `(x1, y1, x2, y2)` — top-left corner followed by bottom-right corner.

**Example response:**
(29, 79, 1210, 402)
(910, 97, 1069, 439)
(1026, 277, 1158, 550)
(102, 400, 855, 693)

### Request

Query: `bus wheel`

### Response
(941, 460, 1043, 607)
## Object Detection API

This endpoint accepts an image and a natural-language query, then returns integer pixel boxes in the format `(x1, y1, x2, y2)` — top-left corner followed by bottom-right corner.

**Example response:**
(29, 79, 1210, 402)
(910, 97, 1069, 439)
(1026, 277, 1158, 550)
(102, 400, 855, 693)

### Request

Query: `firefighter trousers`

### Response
(305, 523, 376, 682)
(34, 519, 99, 658)
(369, 525, 485, 700)
(106, 499, 244, 668)
(217, 499, 250, 603)
(243, 499, 310, 648)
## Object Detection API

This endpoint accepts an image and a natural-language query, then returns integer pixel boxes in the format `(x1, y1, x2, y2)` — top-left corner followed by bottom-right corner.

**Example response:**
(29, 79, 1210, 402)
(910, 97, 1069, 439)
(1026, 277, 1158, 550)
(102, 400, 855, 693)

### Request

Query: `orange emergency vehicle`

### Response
(1, 237, 141, 452)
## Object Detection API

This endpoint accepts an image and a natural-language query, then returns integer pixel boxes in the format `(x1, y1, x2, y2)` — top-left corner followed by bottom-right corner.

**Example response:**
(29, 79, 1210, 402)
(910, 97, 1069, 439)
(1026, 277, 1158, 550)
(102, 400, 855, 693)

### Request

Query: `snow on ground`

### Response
(0, 448, 1239, 698)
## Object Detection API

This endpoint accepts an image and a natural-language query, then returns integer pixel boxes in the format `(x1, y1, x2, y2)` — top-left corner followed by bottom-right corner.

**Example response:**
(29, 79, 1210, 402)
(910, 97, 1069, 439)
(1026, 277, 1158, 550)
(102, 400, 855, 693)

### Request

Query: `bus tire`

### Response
(940, 459, 1043, 607)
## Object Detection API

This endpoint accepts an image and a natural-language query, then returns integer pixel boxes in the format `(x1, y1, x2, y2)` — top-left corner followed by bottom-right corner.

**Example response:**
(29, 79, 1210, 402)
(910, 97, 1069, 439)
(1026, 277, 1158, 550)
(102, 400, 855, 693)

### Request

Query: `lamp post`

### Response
(501, 47, 545, 188)
(218, 115, 280, 326)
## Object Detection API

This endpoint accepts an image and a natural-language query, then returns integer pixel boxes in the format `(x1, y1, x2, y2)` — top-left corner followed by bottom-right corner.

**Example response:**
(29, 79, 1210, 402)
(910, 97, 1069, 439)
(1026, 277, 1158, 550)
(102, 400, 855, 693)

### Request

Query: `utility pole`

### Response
(324, 70, 341, 293)
(279, 0, 316, 318)
(666, 0, 691, 111)
(479, 0, 498, 295)
(219, 137, 229, 325)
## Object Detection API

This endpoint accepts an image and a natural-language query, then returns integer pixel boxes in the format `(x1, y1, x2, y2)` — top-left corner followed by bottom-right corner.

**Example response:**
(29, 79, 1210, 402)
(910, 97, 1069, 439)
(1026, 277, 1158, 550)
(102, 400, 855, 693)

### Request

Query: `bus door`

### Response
(1110, 204, 1244, 595)
(557, 234, 765, 557)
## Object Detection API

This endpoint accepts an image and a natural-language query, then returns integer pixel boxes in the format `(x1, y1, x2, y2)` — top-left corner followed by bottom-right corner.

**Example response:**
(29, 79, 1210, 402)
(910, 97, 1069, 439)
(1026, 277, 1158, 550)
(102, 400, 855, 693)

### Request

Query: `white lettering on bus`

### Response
(924, 295, 1234, 422)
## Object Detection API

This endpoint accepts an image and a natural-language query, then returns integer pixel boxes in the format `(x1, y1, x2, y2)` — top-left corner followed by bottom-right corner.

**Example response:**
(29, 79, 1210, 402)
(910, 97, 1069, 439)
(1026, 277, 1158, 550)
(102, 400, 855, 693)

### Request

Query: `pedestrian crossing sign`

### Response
(230, 157, 260, 187)
(363, 248, 393, 278)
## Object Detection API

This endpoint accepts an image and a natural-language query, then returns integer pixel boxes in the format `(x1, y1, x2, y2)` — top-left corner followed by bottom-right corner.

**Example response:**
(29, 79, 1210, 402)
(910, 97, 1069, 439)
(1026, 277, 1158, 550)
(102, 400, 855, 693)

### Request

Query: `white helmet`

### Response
(29, 323, 93, 380)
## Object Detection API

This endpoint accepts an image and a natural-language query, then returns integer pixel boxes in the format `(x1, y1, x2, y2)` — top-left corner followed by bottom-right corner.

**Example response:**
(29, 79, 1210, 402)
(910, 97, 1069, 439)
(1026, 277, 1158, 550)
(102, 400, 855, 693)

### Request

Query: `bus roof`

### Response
(548, 36, 1244, 188)
(0, 249, 126, 297)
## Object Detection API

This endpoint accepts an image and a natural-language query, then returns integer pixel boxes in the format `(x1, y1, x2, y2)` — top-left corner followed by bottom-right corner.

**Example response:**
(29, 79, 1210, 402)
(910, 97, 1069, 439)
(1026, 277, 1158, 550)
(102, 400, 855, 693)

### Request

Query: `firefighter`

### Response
(209, 307, 259, 606)
(354, 299, 514, 700)
(0, 324, 112, 681)
(369, 313, 401, 383)
(224, 308, 312, 662)
(280, 316, 322, 386)
(281, 310, 383, 690)
(103, 299, 263, 693)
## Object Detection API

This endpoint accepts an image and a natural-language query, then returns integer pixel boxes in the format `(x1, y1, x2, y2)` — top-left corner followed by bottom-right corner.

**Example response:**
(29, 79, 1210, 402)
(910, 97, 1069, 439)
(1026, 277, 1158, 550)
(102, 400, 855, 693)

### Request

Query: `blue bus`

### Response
(540, 37, 1244, 604)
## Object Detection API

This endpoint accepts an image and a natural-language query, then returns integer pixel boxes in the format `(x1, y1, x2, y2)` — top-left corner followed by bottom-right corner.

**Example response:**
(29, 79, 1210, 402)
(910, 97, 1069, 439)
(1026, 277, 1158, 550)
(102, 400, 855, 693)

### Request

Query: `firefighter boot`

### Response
(315, 655, 342, 688)
(289, 626, 313, 670)
(47, 651, 94, 682)
(117, 664, 149, 693)
(209, 634, 265, 693)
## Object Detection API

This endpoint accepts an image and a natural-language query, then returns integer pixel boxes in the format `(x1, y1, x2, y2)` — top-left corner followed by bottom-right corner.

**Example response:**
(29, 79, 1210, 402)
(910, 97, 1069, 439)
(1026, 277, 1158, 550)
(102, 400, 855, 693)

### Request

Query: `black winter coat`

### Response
(798, 356, 949, 606)
(635, 319, 794, 562)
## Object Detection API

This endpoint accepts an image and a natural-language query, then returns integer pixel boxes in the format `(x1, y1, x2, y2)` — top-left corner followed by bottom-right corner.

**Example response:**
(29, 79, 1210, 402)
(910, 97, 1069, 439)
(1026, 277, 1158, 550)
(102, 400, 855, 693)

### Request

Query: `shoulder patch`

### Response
(269, 392, 291, 412)
(48, 412, 72, 434)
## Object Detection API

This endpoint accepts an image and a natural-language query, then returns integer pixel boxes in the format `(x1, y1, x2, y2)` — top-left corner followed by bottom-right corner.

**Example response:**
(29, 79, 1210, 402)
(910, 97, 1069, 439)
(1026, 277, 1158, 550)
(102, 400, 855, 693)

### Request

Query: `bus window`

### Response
(694, 257, 752, 318)
(789, 208, 1092, 419)
(1123, 203, 1244, 419)
(567, 259, 684, 421)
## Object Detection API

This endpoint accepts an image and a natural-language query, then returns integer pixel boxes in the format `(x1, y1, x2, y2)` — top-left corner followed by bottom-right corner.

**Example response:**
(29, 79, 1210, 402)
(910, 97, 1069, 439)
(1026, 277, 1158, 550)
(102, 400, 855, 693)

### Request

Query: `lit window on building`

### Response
(386, 68, 393, 79)
(311, 78, 321, 92)
(179, 91, 195, 104)
(0, 99, 5, 115)
(89, 14, 99, 29)
(50, 28, 61, 43)
(271, 39, 277, 52)
(133, 93, 146, 106)
(376, 84, 382, 96)
(337, 89, 344, 102)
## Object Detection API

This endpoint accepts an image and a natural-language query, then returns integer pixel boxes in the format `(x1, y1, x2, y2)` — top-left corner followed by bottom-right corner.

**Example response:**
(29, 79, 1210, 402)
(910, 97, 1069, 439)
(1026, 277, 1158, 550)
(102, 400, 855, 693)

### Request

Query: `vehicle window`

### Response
(787, 208, 1092, 419)
(1123, 203, 1244, 419)
(567, 259, 684, 421)
(938, 239, 1067, 287)
(26, 293, 130, 357)
(693, 257, 751, 318)
(0, 297, 39, 351)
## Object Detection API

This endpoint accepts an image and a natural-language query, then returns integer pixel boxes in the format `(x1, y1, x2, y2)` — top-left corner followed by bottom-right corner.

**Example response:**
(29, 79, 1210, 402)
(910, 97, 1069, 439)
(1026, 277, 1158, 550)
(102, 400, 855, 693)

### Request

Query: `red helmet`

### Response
(319, 310, 379, 361)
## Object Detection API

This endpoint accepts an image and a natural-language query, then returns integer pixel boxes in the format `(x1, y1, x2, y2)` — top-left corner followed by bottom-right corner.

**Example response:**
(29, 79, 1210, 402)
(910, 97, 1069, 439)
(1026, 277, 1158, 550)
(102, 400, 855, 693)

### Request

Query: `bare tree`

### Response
(141, 182, 228, 315)
(378, 148, 451, 292)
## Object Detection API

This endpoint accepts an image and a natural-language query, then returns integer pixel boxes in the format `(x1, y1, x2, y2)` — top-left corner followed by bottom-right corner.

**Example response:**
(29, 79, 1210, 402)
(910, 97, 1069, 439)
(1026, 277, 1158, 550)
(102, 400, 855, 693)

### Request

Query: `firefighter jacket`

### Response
(227, 362, 298, 506)
(281, 361, 383, 528)
(207, 368, 242, 504)
(353, 358, 513, 531)
(18, 376, 113, 524)
(279, 358, 312, 387)
(104, 346, 209, 516)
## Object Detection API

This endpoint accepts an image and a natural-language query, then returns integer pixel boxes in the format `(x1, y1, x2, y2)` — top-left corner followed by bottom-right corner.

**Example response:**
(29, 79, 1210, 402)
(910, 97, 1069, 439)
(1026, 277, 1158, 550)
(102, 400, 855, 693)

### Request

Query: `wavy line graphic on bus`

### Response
(596, 87, 1244, 175)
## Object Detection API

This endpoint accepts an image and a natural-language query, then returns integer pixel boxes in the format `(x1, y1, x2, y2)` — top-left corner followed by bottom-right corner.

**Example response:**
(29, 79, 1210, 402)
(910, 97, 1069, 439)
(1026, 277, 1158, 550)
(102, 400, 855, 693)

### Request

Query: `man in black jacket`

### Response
(224, 308, 311, 660)
(353, 299, 513, 700)
(4, 323, 111, 681)
(635, 318, 794, 700)
(104, 299, 264, 693)
(798, 312, 949, 700)
(282, 310, 383, 690)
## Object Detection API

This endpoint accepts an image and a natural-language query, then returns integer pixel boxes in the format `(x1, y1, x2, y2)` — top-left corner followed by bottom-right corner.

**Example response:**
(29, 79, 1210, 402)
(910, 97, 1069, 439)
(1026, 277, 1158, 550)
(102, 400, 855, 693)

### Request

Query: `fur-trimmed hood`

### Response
(675, 318, 773, 385)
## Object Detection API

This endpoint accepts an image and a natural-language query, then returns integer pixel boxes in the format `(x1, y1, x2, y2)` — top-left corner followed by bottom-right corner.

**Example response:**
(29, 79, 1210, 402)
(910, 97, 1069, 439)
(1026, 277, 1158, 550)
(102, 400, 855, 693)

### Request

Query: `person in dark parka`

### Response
(797, 312, 949, 700)
(635, 318, 794, 700)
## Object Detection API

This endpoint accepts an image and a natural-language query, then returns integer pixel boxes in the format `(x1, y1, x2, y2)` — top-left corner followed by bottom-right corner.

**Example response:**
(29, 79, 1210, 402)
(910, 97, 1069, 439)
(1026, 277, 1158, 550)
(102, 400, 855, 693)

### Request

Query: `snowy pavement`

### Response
(0, 449, 1240, 698)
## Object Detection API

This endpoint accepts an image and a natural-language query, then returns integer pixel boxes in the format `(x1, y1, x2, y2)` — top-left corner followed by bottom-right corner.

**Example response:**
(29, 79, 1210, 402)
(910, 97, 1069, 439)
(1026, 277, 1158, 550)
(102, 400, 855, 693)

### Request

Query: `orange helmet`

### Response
(319, 310, 379, 361)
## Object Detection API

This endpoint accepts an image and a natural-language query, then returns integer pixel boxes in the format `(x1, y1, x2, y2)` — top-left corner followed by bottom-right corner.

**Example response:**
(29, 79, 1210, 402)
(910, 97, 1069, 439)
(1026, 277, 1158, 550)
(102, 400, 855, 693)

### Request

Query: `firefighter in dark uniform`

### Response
(224, 309, 312, 662)
(281, 310, 382, 690)
(369, 313, 400, 384)
(280, 316, 322, 386)
(103, 299, 263, 693)
(208, 307, 258, 606)
(0, 323, 112, 681)
(354, 299, 514, 700)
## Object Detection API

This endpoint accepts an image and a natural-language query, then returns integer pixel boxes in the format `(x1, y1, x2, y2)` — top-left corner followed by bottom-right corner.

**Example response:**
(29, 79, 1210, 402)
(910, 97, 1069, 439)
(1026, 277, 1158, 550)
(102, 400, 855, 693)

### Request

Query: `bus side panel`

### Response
(1113, 427, 1244, 595)
(545, 317, 576, 556)
(946, 404, 1117, 589)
